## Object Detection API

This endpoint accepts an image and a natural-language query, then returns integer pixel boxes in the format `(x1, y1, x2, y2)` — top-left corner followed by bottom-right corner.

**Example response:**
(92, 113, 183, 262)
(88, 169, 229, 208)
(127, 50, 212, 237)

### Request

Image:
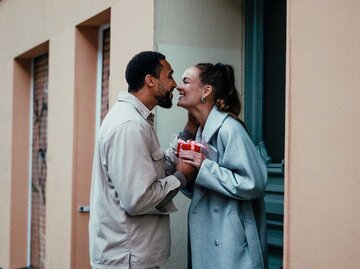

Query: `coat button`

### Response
(213, 207, 219, 213)
(215, 240, 220, 246)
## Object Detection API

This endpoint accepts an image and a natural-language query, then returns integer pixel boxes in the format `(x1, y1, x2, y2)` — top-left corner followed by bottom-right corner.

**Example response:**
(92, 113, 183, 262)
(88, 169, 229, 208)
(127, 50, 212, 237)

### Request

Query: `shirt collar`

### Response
(117, 92, 154, 125)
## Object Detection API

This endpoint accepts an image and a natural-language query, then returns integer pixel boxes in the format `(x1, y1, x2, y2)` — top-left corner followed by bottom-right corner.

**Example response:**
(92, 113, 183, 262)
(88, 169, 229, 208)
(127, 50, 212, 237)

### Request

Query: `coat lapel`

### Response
(201, 107, 228, 144)
(190, 107, 228, 210)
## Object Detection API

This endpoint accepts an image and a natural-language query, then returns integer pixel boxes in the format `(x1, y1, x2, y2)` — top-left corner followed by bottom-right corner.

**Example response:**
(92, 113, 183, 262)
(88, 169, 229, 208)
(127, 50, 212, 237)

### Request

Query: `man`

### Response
(89, 51, 197, 269)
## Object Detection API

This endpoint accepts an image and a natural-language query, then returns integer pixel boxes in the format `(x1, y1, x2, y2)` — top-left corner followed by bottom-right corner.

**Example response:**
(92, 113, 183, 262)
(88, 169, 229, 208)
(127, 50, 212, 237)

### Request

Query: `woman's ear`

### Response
(202, 85, 213, 99)
(144, 74, 155, 87)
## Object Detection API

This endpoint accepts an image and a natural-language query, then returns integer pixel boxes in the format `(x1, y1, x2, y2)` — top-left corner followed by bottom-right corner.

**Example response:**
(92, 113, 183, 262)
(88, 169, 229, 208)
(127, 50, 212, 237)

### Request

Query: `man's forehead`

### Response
(160, 59, 173, 72)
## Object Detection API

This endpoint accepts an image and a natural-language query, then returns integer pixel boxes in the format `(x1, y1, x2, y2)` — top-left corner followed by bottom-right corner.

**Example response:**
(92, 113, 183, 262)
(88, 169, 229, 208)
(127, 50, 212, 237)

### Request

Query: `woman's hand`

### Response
(178, 150, 205, 170)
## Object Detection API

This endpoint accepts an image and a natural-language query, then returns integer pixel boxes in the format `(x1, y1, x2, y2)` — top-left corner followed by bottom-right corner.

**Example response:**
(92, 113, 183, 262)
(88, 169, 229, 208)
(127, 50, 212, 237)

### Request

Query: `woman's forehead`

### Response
(183, 66, 199, 78)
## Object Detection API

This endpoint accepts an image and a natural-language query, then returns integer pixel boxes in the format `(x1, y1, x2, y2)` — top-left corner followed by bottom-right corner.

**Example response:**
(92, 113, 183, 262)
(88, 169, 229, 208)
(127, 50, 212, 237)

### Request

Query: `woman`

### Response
(176, 63, 268, 269)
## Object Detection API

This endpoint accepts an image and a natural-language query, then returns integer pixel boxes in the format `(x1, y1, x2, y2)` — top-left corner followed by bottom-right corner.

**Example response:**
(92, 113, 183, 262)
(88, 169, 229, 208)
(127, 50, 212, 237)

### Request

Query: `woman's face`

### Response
(177, 67, 204, 109)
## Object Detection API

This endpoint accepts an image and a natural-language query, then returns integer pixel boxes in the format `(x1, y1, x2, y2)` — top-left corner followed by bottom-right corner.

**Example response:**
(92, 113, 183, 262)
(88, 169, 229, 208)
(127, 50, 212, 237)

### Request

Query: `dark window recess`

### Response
(100, 27, 110, 122)
(263, 0, 286, 164)
(244, 0, 286, 268)
(30, 53, 49, 269)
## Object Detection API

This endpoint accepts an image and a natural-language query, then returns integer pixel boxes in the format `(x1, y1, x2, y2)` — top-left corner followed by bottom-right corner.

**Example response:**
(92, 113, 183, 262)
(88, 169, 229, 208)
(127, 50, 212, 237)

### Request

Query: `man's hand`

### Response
(176, 158, 198, 187)
(184, 112, 199, 134)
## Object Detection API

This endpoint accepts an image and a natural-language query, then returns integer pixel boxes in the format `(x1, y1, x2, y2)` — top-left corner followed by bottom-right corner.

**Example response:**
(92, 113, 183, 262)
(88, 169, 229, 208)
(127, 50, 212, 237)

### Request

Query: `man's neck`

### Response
(131, 89, 155, 111)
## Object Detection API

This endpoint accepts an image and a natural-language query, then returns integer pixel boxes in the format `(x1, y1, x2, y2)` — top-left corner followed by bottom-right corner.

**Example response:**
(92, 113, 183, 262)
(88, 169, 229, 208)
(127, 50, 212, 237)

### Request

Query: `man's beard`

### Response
(156, 90, 173, 109)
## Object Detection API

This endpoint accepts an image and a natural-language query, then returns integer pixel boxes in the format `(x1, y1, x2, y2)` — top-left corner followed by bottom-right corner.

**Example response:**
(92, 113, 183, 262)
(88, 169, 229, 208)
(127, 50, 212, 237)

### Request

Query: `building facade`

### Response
(0, 0, 359, 268)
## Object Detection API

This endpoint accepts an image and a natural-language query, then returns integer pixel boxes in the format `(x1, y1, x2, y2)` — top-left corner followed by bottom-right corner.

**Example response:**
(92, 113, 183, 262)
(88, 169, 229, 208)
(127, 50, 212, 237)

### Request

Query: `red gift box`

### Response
(177, 139, 203, 157)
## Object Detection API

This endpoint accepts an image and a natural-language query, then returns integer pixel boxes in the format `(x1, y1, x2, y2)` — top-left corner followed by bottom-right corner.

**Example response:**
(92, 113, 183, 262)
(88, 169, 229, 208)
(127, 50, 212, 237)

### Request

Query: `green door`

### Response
(244, 0, 286, 268)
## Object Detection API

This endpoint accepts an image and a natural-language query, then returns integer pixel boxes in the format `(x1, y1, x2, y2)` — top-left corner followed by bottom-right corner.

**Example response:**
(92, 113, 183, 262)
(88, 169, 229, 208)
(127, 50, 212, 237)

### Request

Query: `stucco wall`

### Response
(285, 1, 360, 268)
(0, 59, 13, 268)
(154, 0, 244, 147)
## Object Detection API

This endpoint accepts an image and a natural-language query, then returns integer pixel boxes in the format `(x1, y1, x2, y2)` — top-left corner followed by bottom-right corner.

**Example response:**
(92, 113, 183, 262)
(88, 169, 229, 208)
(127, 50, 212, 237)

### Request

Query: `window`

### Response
(29, 53, 49, 269)
(96, 25, 110, 128)
(244, 0, 286, 268)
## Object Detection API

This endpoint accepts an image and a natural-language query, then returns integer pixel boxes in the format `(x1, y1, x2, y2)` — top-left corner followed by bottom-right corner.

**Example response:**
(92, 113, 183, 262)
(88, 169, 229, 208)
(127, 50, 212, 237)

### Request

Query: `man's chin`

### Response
(158, 101, 173, 109)
(157, 94, 173, 109)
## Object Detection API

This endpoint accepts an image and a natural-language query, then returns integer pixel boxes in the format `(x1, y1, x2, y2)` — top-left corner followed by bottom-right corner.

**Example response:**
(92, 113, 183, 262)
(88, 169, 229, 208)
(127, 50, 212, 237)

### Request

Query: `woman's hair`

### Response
(125, 51, 165, 92)
(196, 63, 241, 118)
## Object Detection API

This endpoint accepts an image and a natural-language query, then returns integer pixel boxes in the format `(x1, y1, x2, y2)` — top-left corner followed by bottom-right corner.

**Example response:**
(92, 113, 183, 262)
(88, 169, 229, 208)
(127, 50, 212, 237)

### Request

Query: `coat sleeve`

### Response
(196, 120, 267, 200)
(103, 120, 181, 216)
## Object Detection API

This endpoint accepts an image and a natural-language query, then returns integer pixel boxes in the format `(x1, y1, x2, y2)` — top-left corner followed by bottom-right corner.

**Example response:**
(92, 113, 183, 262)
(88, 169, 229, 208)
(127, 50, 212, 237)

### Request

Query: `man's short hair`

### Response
(125, 51, 166, 92)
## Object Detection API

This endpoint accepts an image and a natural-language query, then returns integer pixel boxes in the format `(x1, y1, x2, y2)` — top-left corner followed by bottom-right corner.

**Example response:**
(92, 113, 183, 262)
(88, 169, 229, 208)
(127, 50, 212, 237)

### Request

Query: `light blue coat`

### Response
(183, 107, 268, 269)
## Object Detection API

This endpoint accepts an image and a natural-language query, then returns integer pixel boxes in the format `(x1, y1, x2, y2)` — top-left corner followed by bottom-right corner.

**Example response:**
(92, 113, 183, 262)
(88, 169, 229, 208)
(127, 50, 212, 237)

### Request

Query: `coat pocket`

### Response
(228, 209, 247, 248)
(151, 148, 165, 177)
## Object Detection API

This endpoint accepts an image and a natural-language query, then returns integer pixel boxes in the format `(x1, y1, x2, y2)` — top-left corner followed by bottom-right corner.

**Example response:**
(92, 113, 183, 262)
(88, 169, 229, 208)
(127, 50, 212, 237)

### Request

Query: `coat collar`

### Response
(198, 106, 228, 143)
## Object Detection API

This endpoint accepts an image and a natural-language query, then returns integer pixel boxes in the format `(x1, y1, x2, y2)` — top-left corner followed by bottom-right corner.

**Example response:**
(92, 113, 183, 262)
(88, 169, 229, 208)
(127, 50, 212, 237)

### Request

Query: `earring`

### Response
(201, 96, 206, 104)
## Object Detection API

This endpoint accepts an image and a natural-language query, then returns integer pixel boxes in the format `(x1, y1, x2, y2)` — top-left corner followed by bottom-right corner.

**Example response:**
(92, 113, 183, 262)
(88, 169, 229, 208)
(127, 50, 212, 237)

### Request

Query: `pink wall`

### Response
(0, 1, 154, 268)
(285, 1, 360, 268)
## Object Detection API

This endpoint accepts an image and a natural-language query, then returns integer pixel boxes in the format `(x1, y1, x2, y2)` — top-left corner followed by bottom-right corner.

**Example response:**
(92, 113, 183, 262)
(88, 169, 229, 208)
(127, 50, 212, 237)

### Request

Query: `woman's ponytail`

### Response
(213, 63, 241, 118)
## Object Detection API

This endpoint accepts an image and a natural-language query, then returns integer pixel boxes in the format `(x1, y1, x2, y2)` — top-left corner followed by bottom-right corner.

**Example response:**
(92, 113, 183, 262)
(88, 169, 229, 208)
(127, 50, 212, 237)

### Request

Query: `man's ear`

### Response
(202, 85, 213, 99)
(145, 74, 155, 87)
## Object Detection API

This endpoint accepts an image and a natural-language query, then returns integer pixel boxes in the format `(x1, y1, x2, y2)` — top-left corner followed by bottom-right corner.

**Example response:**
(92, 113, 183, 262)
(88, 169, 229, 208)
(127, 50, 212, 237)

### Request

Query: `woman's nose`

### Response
(177, 82, 183, 91)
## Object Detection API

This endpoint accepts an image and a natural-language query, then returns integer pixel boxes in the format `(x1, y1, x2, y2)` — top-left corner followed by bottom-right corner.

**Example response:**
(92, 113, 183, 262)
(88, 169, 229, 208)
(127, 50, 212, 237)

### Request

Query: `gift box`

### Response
(177, 139, 203, 157)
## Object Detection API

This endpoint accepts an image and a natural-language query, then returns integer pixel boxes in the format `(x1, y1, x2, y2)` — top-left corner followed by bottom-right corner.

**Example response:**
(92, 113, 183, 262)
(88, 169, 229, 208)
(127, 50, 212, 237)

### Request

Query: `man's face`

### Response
(154, 59, 177, 109)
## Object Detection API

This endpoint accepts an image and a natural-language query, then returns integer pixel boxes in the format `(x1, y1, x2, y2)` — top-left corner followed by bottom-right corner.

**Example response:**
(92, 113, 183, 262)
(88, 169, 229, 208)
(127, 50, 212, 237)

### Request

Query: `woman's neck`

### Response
(190, 104, 214, 128)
